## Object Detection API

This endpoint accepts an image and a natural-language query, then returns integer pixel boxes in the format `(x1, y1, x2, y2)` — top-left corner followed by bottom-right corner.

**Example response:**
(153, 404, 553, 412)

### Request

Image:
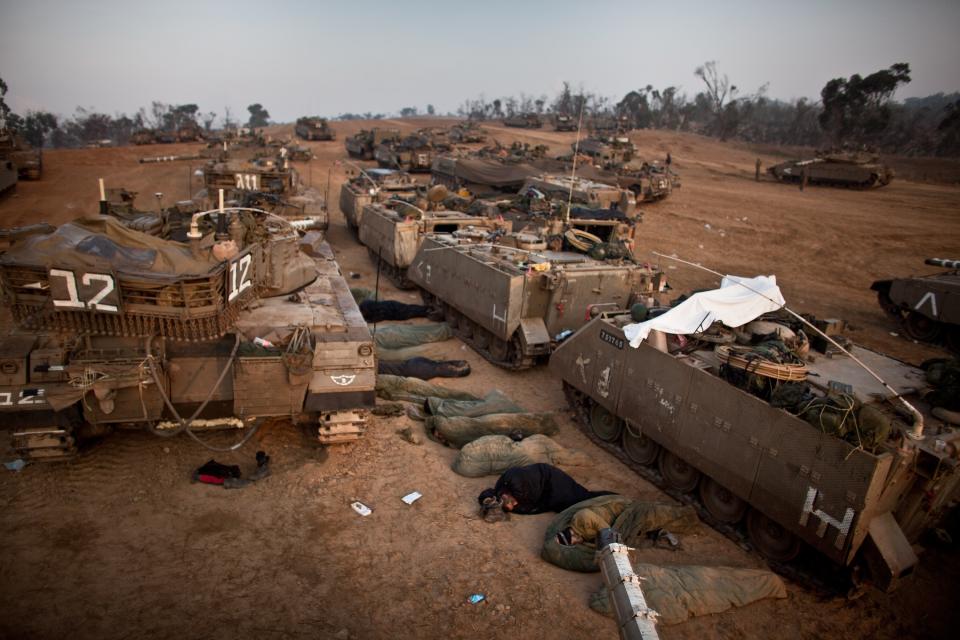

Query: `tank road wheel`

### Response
(459, 317, 475, 338)
(489, 336, 510, 362)
(474, 328, 491, 351)
(747, 508, 801, 562)
(902, 311, 941, 343)
(589, 403, 623, 443)
(622, 421, 660, 466)
(700, 477, 748, 524)
(658, 449, 700, 493)
(876, 291, 900, 317)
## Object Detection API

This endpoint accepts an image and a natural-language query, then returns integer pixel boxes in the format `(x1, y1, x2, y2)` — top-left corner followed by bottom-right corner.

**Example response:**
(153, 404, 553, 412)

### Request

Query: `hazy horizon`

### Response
(2, 0, 958, 124)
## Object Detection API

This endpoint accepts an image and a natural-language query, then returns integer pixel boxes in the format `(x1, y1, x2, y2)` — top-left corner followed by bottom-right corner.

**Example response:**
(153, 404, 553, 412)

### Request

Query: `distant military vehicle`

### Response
(590, 114, 629, 134)
(503, 113, 543, 129)
(130, 129, 156, 145)
(519, 175, 637, 216)
(0, 208, 374, 459)
(431, 156, 540, 194)
(339, 167, 419, 231)
(574, 162, 677, 204)
(374, 133, 435, 173)
(281, 142, 314, 162)
(410, 239, 663, 368)
(553, 114, 577, 132)
(0, 130, 43, 180)
(358, 202, 506, 288)
(449, 121, 487, 144)
(345, 128, 401, 160)
(296, 117, 336, 141)
(872, 258, 959, 352)
(551, 303, 959, 590)
(155, 130, 179, 144)
(0, 158, 16, 194)
(177, 122, 204, 142)
(576, 136, 636, 168)
(767, 151, 894, 189)
(198, 156, 328, 231)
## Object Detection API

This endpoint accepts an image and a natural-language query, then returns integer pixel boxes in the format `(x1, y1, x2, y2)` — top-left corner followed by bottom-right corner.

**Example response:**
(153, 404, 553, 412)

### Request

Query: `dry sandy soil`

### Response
(0, 118, 958, 640)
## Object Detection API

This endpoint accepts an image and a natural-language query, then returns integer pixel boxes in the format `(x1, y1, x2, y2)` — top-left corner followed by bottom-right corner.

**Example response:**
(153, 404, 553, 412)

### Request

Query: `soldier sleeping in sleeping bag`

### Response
(477, 463, 612, 515)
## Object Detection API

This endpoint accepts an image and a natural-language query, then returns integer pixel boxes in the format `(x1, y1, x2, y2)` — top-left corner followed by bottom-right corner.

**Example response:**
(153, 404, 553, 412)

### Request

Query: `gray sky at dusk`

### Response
(1, 0, 958, 123)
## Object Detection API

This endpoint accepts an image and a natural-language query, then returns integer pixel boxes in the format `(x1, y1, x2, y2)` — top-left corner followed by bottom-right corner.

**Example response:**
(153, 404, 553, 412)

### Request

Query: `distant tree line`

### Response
(457, 63, 960, 157)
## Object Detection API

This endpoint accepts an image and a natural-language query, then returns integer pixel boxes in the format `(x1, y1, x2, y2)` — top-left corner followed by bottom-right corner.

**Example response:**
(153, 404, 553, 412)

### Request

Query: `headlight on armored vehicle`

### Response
(358, 343, 374, 357)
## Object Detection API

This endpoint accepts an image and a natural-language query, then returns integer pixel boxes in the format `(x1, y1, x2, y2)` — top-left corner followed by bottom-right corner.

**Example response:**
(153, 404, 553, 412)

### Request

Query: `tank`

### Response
(553, 114, 576, 132)
(409, 234, 663, 368)
(0, 209, 375, 460)
(198, 155, 328, 231)
(130, 129, 157, 145)
(296, 117, 336, 141)
(345, 128, 400, 160)
(177, 122, 204, 142)
(576, 136, 636, 168)
(550, 307, 960, 590)
(449, 122, 487, 144)
(374, 134, 435, 173)
(871, 258, 960, 352)
(503, 113, 543, 129)
(0, 158, 16, 194)
(519, 175, 637, 216)
(767, 152, 894, 189)
(339, 167, 419, 231)
(357, 202, 507, 288)
(0, 131, 43, 180)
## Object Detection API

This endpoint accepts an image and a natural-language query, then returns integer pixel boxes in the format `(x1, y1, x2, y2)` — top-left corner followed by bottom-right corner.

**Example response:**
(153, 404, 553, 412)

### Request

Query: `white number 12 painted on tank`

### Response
(227, 253, 253, 302)
(49, 269, 119, 312)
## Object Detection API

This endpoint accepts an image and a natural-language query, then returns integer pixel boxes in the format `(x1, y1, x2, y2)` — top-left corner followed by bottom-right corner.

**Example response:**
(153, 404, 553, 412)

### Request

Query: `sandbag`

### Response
(541, 496, 699, 573)
(452, 434, 591, 477)
(375, 375, 479, 403)
(426, 390, 523, 418)
(360, 299, 433, 323)
(373, 322, 453, 350)
(588, 563, 787, 625)
(427, 412, 559, 448)
(378, 357, 471, 380)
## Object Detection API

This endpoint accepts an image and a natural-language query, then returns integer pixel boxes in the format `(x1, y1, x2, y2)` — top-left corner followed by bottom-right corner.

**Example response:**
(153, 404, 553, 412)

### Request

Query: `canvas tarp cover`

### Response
(451, 434, 591, 477)
(0, 216, 217, 278)
(426, 412, 559, 448)
(436, 157, 541, 188)
(375, 374, 479, 403)
(623, 275, 785, 347)
(541, 496, 700, 573)
(426, 390, 523, 418)
(372, 323, 453, 350)
(588, 563, 787, 625)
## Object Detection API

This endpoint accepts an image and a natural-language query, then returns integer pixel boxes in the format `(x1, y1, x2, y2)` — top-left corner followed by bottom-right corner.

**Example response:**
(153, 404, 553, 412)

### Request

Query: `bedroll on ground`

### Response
(426, 412, 559, 448)
(372, 323, 453, 350)
(426, 390, 523, 419)
(452, 434, 591, 477)
(375, 375, 479, 403)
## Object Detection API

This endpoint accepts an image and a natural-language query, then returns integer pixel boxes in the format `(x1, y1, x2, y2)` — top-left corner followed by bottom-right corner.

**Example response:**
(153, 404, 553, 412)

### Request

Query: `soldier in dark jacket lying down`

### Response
(478, 463, 612, 515)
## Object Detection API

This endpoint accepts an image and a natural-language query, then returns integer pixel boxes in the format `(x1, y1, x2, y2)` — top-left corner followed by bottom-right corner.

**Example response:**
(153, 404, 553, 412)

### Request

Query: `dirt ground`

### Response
(0, 119, 958, 640)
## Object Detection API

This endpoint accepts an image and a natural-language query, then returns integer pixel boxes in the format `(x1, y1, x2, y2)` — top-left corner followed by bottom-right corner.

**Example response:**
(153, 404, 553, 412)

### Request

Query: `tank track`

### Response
(562, 382, 852, 597)
(367, 249, 416, 290)
(420, 291, 537, 371)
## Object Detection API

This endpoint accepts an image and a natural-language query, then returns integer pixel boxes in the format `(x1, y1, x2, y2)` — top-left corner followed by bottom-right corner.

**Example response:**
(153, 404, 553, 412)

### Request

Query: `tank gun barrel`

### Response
(925, 258, 960, 269)
(139, 154, 202, 164)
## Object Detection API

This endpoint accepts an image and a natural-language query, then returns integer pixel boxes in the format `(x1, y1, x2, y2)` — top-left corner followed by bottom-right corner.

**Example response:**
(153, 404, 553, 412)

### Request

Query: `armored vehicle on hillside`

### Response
(551, 297, 959, 590)
(767, 152, 894, 189)
(296, 117, 336, 141)
(503, 113, 543, 129)
(177, 122, 204, 142)
(449, 121, 487, 144)
(0, 130, 43, 180)
(553, 114, 576, 132)
(0, 209, 375, 460)
(130, 129, 156, 145)
(576, 136, 636, 168)
(358, 202, 505, 288)
(519, 175, 637, 216)
(872, 258, 959, 352)
(345, 128, 401, 160)
(339, 167, 419, 231)
(431, 156, 540, 194)
(411, 240, 663, 368)
(374, 134, 435, 173)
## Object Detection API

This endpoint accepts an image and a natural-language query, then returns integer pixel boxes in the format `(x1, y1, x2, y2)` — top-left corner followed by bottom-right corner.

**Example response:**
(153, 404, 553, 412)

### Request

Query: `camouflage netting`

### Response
(452, 434, 591, 477)
(372, 323, 453, 350)
(426, 413, 559, 448)
(375, 375, 478, 403)
(0, 216, 217, 276)
(588, 563, 787, 625)
(426, 391, 523, 419)
(541, 496, 700, 573)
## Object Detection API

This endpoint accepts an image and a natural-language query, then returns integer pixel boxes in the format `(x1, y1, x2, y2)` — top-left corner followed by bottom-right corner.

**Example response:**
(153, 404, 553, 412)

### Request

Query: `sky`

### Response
(1, 0, 958, 123)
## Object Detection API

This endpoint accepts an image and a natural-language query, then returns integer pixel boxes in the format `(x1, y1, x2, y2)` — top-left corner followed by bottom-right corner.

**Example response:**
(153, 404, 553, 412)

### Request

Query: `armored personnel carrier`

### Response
(345, 128, 400, 160)
(503, 113, 543, 129)
(130, 129, 157, 145)
(449, 121, 487, 144)
(177, 122, 204, 142)
(374, 134, 435, 173)
(198, 155, 327, 231)
(296, 117, 336, 141)
(576, 136, 636, 168)
(410, 239, 663, 369)
(339, 167, 419, 231)
(431, 156, 540, 194)
(872, 258, 959, 352)
(553, 114, 576, 132)
(358, 201, 506, 289)
(0, 206, 375, 459)
(0, 130, 43, 180)
(767, 152, 894, 189)
(519, 174, 637, 216)
(551, 297, 959, 590)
